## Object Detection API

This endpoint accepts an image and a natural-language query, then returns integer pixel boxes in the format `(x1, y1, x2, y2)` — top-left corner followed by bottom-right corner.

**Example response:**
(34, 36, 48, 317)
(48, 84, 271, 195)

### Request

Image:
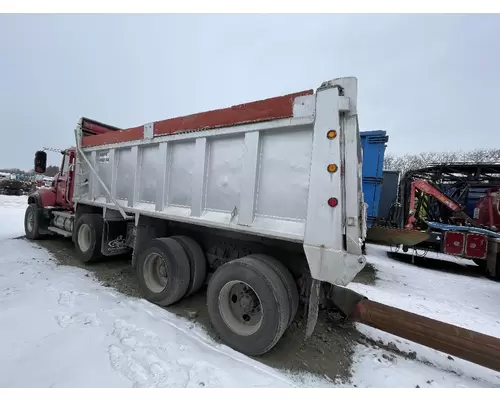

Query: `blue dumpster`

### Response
(360, 130, 389, 228)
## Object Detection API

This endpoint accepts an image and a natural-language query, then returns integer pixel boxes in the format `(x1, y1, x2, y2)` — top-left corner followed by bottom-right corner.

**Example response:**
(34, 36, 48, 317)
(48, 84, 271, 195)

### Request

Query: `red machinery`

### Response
(405, 179, 480, 230)
(369, 168, 500, 279)
(474, 188, 500, 231)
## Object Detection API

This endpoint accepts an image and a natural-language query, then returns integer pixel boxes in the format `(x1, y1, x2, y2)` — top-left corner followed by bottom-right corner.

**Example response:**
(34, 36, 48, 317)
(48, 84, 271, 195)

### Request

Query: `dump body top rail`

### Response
(74, 77, 366, 286)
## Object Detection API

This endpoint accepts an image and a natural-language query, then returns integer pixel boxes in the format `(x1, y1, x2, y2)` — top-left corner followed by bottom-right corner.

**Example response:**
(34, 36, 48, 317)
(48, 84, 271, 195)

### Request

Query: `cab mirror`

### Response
(34, 151, 47, 173)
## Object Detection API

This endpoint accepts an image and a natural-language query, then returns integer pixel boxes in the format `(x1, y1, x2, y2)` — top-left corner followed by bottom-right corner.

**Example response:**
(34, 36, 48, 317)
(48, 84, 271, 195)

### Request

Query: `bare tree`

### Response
(383, 148, 500, 175)
(45, 165, 60, 177)
(0, 168, 25, 174)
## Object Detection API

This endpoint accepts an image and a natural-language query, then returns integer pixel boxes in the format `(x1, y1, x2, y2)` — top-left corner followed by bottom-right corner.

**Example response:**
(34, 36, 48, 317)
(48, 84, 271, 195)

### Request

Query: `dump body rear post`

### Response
(24, 76, 500, 372)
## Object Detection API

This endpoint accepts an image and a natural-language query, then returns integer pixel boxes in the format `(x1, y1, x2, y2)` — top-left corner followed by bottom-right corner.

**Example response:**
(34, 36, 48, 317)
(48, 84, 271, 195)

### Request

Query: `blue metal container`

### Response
(444, 185, 488, 218)
(378, 170, 400, 222)
(360, 130, 389, 228)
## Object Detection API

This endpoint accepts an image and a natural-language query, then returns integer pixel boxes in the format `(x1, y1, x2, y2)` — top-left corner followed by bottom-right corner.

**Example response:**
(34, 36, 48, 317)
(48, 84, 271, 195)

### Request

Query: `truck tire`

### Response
(24, 203, 43, 240)
(171, 236, 207, 297)
(137, 238, 191, 306)
(478, 257, 500, 281)
(246, 254, 299, 327)
(474, 259, 487, 270)
(207, 256, 290, 356)
(474, 259, 499, 281)
(74, 214, 104, 263)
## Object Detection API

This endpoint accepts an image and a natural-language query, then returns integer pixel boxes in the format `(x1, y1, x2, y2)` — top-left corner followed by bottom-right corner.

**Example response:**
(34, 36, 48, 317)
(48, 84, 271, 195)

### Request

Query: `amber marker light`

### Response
(327, 130, 337, 139)
(327, 164, 338, 173)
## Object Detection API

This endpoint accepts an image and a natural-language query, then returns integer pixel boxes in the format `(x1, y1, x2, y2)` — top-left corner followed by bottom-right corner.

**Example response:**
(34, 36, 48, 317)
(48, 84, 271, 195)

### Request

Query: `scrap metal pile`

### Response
(367, 163, 500, 278)
(0, 178, 37, 196)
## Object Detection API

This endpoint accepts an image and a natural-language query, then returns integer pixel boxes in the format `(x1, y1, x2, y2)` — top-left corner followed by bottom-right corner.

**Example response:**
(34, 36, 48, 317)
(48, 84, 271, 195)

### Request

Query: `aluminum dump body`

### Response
(74, 77, 367, 285)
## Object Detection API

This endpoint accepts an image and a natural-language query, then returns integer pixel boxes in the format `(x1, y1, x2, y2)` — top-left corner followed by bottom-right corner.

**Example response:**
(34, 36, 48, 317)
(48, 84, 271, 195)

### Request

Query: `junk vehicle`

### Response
(24, 77, 500, 371)
(0, 177, 36, 196)
(369, 163, 500, 280)
(0, 179, 24, 196)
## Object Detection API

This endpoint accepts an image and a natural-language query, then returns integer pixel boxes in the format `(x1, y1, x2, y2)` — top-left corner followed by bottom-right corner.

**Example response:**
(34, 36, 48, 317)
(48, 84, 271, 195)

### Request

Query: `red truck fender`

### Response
(28, 188, 57, 209)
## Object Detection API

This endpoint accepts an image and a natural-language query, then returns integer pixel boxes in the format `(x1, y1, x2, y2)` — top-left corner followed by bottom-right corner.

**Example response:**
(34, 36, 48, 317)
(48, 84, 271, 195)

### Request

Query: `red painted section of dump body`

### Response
(81, 89, 313, 148)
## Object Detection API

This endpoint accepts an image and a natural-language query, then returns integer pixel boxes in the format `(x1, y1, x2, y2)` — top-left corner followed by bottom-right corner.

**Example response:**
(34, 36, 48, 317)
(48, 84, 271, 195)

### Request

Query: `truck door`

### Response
(56, 153, 71, 207)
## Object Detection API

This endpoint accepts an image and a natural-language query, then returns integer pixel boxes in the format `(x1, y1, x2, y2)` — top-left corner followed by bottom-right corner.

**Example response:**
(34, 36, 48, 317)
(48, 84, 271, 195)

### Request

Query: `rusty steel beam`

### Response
(366, 226, 429, 246)
(328, 285, 500, 373)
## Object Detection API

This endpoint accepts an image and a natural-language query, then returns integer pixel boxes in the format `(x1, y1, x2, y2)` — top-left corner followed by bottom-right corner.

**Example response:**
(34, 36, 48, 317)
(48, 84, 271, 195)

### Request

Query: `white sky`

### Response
(1, 14, 499, 169)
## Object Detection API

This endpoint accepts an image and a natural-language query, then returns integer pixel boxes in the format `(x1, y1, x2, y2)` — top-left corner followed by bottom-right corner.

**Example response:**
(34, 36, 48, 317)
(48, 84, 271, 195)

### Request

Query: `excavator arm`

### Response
(405, 179, 479, 229)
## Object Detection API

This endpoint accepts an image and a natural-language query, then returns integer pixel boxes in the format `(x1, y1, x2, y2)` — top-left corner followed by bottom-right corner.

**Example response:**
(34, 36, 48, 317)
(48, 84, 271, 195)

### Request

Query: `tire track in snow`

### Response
(129, 298, 297, 386)
(50, 284, 295, 387)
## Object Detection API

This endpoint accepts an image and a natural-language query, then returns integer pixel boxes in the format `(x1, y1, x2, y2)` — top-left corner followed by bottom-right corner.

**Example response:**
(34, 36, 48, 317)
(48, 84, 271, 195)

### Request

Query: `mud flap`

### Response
(305, 278, 321, 340)
(130, 218, 168, 270)
(100, 219, 130, 256)
(305, 280, 367, 339)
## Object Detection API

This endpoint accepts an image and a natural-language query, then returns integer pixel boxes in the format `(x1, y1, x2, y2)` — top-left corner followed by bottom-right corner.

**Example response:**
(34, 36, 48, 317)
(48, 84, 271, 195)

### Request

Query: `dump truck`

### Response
(25, 77, 367, 356)
(24, 77, 500, 371)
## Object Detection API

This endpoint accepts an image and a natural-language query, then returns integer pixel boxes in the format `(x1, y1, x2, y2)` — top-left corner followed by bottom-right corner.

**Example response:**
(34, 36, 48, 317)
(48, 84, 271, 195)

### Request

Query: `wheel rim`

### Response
(218, 280, 263, 336)
(143, 252, 169, 293)
(26, 209, 34, 232)
(78, 224, 92, 253)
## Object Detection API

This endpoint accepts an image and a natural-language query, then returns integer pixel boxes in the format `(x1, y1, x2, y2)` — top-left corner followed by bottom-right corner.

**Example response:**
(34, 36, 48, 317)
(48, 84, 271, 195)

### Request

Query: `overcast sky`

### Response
(1, 14, 499, 170)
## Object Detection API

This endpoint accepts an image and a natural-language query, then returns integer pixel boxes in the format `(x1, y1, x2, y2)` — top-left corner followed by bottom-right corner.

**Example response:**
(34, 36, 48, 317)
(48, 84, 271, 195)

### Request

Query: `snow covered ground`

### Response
(0, 196, 321, 388)
(348, 244, 500, 388)
(0, 194, 499, 388)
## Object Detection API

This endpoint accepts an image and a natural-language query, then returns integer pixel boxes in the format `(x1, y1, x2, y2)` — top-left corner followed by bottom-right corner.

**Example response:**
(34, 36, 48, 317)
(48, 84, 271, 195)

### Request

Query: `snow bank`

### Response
(0, 195, 27, 241)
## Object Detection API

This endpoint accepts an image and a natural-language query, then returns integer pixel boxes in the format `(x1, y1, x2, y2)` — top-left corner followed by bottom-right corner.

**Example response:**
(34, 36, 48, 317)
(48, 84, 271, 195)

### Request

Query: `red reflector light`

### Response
(328, 197, 338, 207)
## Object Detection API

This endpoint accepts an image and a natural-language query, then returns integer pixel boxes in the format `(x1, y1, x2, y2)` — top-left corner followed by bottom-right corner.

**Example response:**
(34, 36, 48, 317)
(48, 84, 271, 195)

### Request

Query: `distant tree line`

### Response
(383, 148, 500, 176)
(43, 166, 60, 177)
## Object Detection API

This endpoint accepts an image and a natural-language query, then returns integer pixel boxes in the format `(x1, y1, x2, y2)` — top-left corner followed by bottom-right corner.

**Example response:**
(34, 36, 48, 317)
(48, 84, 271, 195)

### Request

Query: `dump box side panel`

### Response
(75, 77, 366, 286)
(77, 108, 317, 242)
